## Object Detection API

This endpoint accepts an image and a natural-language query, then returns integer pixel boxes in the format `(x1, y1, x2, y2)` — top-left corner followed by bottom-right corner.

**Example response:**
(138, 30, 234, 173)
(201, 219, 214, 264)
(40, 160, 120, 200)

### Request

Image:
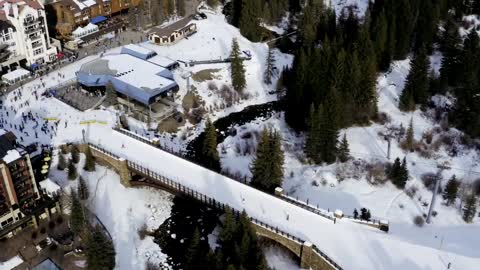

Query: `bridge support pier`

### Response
(300, 241, 313, 269)
(83, 144, 131, 187)
(117, 158, 131, 187)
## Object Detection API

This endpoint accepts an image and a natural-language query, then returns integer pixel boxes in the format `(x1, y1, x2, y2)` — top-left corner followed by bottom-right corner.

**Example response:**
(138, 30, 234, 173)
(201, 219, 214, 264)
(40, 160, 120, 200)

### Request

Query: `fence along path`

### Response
(87, 142, 344, 270)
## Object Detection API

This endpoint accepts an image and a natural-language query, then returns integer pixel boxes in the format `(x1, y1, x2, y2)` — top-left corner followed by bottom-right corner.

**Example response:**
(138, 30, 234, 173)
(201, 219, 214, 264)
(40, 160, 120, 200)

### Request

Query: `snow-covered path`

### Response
(86, 125, 479, 270)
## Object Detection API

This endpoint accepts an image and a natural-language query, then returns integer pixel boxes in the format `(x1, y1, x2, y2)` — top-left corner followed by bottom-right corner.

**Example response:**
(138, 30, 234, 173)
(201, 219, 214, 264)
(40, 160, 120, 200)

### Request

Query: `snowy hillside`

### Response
(1, 6, 479, 270)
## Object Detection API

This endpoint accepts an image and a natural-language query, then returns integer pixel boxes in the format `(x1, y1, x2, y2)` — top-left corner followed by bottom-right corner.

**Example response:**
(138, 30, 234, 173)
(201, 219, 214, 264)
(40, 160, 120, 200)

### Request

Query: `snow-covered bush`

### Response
(414, 215, 425, 227)
(405, 185, 418, 198)
(366, 162, 388, 185)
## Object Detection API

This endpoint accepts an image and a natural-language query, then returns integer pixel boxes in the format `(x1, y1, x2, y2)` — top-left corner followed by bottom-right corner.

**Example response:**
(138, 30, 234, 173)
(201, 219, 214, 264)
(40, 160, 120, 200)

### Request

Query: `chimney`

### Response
(3, 2, 10, 16)
(12, 3, 18, 18)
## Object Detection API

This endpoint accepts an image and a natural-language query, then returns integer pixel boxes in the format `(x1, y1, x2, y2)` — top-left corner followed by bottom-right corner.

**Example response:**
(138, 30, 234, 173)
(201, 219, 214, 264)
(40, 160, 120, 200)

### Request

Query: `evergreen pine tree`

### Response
(239, 0, 262, 41)
(105, 81, 117, 105)
(400, 47, 430, 111)
(462, 193, 477, 223)
(399, 157, 409, 188)
(57, 153, 66, 171)
(185, 228, 201, 270)
(230, 38, 246, 92)
(337, 133, 350, 163)
(71, 145, 80, 164)
(264, 47, 276, 84)
(251, 128, 284, 193)
(87, 227, 116, 270)
(443, 175, 460, 206)
(70, 189, 85, 235)
(305, 104, 321, 163)
(78, 176, 90, 201)
(394, 0, 416, 60)
(389, 157, 402, 186)
(317, 103, 338, 164)
(83, 147, 95, 172)
(354, 25, 378, 122)
(218, 209, 237, 261)
(440, 16, 463, 88)
(201, 119, 220, 171)
(68, 159, 78, 180)
(404, 118, 414, 152)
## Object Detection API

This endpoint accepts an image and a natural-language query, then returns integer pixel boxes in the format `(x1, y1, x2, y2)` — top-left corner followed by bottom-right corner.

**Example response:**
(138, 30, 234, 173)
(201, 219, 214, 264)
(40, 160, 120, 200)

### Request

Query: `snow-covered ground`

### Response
(329, 0, 372, 18)
(49, 157, 173, 269)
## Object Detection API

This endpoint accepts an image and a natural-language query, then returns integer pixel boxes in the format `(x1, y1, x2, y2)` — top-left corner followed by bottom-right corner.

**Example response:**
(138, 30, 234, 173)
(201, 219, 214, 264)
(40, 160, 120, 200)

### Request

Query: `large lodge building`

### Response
(48, 0, 141, 38)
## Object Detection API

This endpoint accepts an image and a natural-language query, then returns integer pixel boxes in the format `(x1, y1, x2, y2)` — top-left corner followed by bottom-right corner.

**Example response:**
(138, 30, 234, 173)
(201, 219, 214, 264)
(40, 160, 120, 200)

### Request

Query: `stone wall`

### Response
(78, 144, 131, 187)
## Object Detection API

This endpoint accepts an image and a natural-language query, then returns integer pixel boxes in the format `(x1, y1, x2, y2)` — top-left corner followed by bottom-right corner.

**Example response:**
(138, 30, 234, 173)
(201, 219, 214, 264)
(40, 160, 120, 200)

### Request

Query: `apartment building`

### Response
(0, 0, 57, 72)
(49, 0, 141, 38)
(0, 131, 41, 231)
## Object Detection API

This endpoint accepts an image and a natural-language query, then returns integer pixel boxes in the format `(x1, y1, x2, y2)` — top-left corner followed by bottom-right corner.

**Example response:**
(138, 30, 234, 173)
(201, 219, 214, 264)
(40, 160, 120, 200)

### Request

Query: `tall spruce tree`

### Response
(443, 175, 460, 206)
(317, 103, 338, 164)
(400, 47, 430, 111)
(440, 17, 463, 88)
(83, 147, 95, 172)
(264, 47, 275, 84)
(404, 118, 414, 152)
(389, 157, 408, 188)
(70, 190, 85, 235)
(354, 24, 378, 123)
(78, 176, 90, 201)
(68, 159, 78, 180)
(337, 133, 350, 163)
(105, 81, 117, 105)
(462, 193, 477, 223)
(305, 104, 321, 163)
(71, 145, 80, 164)
(202, 119, 220, 172)
(251, 128, 284, 193)
(230, 38, 246, 92)
(57, 153, 66, 171)
(239, 0, 262, 41)
(87, 227, 116, 270)
(185, 228, 201, 270)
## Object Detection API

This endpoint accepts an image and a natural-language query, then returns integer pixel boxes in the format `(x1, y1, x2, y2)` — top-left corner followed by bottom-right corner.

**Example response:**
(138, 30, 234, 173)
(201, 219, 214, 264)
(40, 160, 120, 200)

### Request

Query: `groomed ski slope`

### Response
(86, 125, 479, 270)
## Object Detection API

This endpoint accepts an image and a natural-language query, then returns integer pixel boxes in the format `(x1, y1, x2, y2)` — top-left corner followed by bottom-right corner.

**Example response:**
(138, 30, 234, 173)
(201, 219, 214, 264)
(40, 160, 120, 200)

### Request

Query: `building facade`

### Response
(48, 0, 141, 38)
(0, 0, 57, 71)
(0, 131, 40, 231)
(148, 16, 197, 45)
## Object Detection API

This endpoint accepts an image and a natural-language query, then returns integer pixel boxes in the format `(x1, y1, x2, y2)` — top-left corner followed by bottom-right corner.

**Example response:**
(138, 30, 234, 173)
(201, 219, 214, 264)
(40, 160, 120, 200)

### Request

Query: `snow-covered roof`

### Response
(2, 68, 29, 81)
(39, 178, 60, 197)
(148, 55, 178, 68)
(0, 255, 23, 270)
(78, 54, 177, 105)
(121, 44, 156, 60)
(2, 149, 20, 163)
(72, 0, 96, 10)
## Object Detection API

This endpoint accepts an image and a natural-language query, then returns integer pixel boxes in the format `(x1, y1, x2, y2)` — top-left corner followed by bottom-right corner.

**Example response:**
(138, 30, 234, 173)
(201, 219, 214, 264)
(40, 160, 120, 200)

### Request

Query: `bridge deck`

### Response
(85, 125, 477, 270)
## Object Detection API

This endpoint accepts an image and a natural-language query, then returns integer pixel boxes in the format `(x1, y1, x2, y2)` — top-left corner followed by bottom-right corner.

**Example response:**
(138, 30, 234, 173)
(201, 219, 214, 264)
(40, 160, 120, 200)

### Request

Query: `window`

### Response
(33, 48, 43, 56)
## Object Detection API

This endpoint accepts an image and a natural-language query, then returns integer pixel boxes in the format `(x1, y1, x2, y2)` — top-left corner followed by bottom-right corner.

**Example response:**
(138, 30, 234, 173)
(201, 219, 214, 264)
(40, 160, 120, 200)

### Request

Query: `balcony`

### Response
(32, 42, 43, 49)
(25, 27, 41, 35)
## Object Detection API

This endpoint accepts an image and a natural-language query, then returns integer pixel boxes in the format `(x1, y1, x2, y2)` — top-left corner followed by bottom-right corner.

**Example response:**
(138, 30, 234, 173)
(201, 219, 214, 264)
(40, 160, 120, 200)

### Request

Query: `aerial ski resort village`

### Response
(0, 0, 480, 269)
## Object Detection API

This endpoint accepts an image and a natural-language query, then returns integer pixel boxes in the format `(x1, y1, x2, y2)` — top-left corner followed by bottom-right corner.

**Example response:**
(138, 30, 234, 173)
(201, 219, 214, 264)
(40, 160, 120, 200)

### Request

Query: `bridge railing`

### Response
(88, 141, 344, 270)
(312, 245, 344, 270)
(113, 127, 247, 183)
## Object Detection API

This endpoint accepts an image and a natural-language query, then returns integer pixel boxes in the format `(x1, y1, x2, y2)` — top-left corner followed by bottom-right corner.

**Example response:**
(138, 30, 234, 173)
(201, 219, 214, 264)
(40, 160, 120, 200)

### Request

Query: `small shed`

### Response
(1, 68, 30, 85)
